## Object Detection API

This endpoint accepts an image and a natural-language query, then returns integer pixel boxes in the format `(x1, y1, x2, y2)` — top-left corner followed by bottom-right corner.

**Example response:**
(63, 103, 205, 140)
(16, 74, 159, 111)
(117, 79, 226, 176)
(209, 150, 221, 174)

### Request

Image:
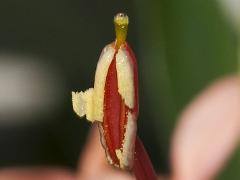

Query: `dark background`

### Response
(0, 0, 162, 172)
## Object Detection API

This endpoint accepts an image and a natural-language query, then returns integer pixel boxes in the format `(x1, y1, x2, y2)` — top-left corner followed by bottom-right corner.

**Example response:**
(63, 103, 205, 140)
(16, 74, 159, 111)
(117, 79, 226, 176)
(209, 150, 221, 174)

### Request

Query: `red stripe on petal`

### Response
(102, 43, 139, 168)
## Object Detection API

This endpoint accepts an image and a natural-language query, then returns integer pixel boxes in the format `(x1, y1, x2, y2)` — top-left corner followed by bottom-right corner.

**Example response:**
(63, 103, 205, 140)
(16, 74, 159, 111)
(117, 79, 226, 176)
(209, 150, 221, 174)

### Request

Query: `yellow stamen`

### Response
(114, 13, 129, 49)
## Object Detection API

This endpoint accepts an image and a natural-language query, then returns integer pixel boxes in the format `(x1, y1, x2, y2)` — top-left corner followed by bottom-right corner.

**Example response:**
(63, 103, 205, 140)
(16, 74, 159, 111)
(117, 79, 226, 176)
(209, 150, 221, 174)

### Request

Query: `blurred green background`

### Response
(0, 0, 239, 179)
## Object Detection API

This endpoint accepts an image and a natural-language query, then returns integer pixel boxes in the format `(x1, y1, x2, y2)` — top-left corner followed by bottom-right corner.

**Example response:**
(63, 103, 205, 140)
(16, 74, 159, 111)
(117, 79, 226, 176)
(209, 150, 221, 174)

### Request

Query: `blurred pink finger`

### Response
(77, 124, 134, 180)
(0, 167, 75, 180)
(171, 75, 240, 180)
(77, 124, 108, 176)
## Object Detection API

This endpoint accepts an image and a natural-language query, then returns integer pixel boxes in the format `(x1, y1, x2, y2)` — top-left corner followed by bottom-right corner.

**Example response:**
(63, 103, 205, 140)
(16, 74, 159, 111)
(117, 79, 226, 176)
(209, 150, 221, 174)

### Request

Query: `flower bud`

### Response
(72, 13, 138, 169)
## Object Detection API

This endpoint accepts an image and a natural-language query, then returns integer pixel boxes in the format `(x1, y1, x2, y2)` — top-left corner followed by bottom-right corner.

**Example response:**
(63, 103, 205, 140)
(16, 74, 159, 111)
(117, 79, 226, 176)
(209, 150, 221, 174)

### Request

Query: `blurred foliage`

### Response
(218, 147, 240, 179)
(134, 0, 239, 178)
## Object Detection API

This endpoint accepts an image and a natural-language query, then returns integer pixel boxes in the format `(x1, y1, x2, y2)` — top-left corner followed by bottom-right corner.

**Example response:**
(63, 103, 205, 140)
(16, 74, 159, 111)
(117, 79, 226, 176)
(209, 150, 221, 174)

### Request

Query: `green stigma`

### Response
(114, 13, 129, 49)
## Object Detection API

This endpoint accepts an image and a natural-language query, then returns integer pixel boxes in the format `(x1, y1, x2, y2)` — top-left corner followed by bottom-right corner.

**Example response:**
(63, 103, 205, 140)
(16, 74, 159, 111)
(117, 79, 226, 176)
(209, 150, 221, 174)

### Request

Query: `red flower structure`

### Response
(72, 13, 157, 180)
